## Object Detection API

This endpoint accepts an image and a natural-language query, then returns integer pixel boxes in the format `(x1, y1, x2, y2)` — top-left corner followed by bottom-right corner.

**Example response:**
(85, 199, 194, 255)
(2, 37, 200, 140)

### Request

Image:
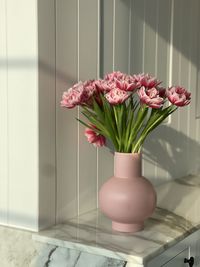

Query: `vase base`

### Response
(112, 221, 144, 233)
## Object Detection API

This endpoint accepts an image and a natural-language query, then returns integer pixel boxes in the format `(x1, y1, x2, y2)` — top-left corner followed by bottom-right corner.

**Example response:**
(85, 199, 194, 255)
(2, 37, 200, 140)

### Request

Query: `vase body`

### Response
(99, 152, 156, 233)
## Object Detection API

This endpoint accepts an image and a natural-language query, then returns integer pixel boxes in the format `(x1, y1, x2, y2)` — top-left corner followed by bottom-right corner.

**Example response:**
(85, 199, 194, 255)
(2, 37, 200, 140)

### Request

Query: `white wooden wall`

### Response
(56, 0, 200, 222)
(0, 0, 56, 230)
(0, 0, 200, 229)
(56, 0, 100, 222)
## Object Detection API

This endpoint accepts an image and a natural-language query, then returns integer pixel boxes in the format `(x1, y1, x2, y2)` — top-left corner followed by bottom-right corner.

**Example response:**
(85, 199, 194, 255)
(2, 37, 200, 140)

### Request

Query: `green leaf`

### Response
(80, 110, 110, 137)
(132, 105, 177, 152)
(92, 97, 105, 123)
(126, 105, 148, 151)
(100, 95, 119, 150)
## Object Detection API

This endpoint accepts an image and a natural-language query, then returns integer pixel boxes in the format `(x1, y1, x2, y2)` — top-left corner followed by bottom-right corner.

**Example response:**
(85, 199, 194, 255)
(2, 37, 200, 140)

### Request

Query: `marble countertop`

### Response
(33, 174, 200, 265)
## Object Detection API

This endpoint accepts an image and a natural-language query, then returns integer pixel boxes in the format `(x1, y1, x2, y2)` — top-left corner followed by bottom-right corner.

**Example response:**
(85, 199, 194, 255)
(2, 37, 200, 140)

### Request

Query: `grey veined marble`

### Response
(33, 174, 200, 266)
(32, 246, 126, 267)
(0, 225, 50, 267)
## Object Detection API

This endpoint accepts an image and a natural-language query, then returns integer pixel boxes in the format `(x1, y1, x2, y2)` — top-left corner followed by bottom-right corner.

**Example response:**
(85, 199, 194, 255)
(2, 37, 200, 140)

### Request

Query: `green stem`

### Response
(126, 105, 148, 152)
(132, 105, 177, 152)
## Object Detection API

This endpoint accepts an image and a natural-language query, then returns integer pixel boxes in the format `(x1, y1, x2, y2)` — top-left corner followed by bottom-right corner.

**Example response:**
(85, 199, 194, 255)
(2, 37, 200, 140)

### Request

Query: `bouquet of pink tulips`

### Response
(61, 71, 191, 153)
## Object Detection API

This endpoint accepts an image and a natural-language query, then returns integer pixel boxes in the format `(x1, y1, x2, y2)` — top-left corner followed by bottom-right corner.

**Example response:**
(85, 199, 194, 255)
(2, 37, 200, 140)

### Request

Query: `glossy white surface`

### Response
(33, 175, 200, 265)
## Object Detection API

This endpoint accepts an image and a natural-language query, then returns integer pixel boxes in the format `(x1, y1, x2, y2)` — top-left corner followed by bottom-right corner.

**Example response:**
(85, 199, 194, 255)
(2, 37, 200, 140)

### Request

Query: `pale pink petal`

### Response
(167, 86, 191, 107)
(105, 88, 130, 105)
(138, 86, 164, 109)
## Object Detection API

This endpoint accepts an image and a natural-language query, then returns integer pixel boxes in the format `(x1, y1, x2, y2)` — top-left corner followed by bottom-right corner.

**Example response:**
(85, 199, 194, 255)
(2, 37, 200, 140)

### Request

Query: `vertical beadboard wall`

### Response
(101, 0, 200, 185)
(0, 0, 56, 230)
(0, 0, 8, 225)
(56, 0, 200, 222)
(0, 0, 200, 227)
(56, 0, 100, 222)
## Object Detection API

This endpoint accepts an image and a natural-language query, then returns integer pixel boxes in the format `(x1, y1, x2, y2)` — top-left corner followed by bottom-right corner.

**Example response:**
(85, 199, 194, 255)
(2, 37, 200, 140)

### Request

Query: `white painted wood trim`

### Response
(6, 0, 39, 230)
(147, 229, 200, 267)
(38, 0, 56, 230)
(0, 0, 56, 231)
(0, 0, 8, 225)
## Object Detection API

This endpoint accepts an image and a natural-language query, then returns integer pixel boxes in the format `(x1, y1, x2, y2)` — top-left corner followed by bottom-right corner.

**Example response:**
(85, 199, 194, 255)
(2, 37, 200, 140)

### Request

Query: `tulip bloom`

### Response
(95, 79, 115, 93)
(115, 79, 138, 92)
(61, 71, 191, 153)
(61, 81, 97, 108)
(134, 73, 161, 89)
(104, 71, 125, 81)
(105, 88, 130, 105)
(61, 82, 86, 108)
(167, 86, 191, 107)
(138, 86, 165, 109)
(84, 127, 106, 147)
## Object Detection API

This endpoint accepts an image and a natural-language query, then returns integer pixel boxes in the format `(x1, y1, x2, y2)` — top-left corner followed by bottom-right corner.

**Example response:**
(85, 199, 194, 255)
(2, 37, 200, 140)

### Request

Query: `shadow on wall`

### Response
(143, 124, 200, 185)
(122, 0, 200, 69)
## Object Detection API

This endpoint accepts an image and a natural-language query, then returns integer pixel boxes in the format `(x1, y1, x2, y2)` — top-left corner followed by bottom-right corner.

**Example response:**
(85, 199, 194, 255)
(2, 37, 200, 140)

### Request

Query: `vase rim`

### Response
(114, 152, 141, 156)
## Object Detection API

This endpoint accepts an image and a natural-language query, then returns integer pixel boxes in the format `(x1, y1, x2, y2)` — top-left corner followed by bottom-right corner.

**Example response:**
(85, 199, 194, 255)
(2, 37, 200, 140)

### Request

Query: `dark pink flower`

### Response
(105, 88, 130, 105)
(133, 73, 161, 89)
(84, 80, 97, 98)
(157, 87, 167, 98)
(138, 86, 164, 108)
(84, 127, 106, 147)
(167, 86, 191, 107)
(104, 71, 125, 81)
(61, 80, 98, 108)
(61, 82, 86, 108)
(95, 79, 115, 93)
(115, 79, 138, 92)
(100, 71, 138, 93)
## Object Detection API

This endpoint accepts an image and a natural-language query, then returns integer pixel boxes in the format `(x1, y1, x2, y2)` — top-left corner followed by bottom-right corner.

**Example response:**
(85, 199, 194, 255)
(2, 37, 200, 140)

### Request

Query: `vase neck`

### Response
(114, 152, 142, 178)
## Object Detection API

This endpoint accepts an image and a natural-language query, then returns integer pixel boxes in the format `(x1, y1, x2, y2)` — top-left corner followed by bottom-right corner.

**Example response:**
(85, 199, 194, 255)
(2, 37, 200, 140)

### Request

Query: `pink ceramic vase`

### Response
(99, 152, 156, 233)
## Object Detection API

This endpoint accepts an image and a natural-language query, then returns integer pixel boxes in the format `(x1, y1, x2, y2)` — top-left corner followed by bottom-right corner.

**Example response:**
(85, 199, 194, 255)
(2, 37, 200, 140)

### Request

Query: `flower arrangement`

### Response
(61, 71, 191, 153)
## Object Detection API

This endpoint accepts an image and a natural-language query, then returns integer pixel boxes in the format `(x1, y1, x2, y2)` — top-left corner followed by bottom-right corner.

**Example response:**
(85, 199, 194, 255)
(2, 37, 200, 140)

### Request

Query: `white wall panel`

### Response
(130, 0, 145, 73)
(56, 0, 200, 221)
(189, 0, 199, 142)
(98, 1, 115, 198)
(56, 0, 100, 220)
(114, 0, 130, 73)
(38, 0, 56, 230)
(191, 0, 200, 175)
(6, 0, 39, 230)
(0, 0, 8, 224)
(56, 0, 78, 222)
(156, 0, 171, 84)
(142, 0, 158, 183)
(169, 0, 189, 180)
(100, 0, 114, 75)
(153, 0, 171, 182)
(78, 0, 99, 215)
(1, 0, 199, 226)
(0, 0, 56, 230)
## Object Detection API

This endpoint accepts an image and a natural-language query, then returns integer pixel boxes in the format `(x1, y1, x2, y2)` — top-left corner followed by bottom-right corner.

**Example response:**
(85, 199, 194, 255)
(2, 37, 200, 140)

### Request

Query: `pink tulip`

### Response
(95, 79, 115, 93)
(138, 86, 165, 108)
(104, 71, 125, 81)
(157, 87, 167, 98)
(61, 80, 98, 108)
(84, 80, 97, 98)
(61, 82, 86, 108)
(105, 88, 130, 105)
(115, 79, 138, 92)
(84, 127, 106, 147)
(133, 73, 161, 89)
(167, 86, 191, 107)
